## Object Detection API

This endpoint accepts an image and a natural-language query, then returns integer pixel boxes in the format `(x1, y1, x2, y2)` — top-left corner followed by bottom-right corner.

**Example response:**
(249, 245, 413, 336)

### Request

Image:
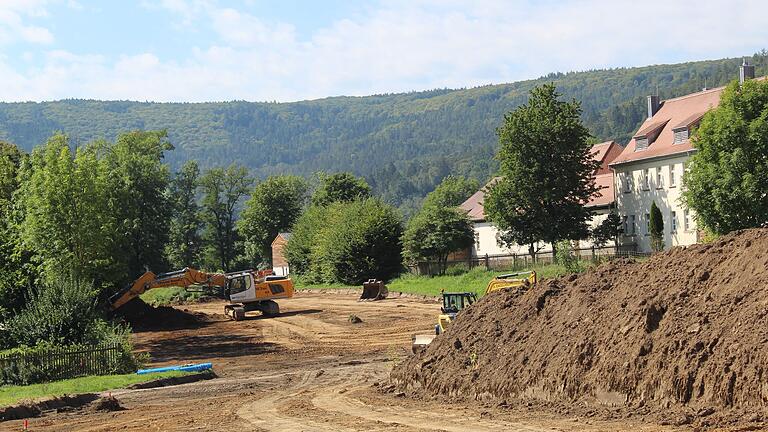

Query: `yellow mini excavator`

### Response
(109, 267, 294, 320)
(411, 270, 536, 352)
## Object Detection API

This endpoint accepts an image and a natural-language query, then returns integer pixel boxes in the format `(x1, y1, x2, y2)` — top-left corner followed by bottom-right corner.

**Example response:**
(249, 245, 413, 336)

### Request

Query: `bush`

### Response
(288, 198, 403, 285)
(555, 240, 582, 273)
(5, 275, 129, 348)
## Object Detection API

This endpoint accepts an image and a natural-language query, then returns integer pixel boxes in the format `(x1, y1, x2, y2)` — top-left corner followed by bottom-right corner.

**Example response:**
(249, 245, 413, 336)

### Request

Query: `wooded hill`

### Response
(1, 53, 765, 213)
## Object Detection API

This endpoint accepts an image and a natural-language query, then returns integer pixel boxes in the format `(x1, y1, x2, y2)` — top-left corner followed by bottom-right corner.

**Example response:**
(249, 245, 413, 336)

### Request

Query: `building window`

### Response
(643, 169, 650, 190)
(684, 209, 691, 231)
(622, 215, 628, 234)
(669, 164, 676, 187)
(474, 232, 480, 249)
(656, 167, 663, 189)
(673, 128, 689, 144)
(671, 211, 677, 233)
(629, 215, 636, 235)
(623, 172, 633, 193)
(645, 213, 650, 235)
(636, 137, 649, 150)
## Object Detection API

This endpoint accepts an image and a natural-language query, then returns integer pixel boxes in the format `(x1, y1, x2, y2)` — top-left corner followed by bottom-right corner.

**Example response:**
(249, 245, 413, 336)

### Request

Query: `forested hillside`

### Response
(1, 53, 765, 213)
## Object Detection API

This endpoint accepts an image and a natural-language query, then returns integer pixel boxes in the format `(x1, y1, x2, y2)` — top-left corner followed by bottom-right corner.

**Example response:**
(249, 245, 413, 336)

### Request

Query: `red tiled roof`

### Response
(611, 86, 723, 165)
(461, 142, 620, 220)
(588, 173, 614, 208)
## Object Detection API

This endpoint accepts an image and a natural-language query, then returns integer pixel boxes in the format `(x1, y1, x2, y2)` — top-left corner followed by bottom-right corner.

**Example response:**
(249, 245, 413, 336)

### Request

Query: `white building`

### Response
(610, 61, 758, 252)
(460, 141, 623, 258)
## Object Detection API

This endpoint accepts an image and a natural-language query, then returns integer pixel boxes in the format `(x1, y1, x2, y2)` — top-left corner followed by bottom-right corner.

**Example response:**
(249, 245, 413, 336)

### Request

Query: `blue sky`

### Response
(0, 0, 766, 102)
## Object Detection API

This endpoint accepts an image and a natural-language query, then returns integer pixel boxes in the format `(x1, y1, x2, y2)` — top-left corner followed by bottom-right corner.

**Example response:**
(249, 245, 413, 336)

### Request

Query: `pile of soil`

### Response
(115, 298, 218, 331)
(391, 229, 768, 429)
(89, 396, 125, 412)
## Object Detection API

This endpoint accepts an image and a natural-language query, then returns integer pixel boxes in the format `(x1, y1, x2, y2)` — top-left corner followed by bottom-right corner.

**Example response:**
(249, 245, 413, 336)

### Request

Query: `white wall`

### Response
(470, 209, 615, 258)
(614, 154, 699, 252)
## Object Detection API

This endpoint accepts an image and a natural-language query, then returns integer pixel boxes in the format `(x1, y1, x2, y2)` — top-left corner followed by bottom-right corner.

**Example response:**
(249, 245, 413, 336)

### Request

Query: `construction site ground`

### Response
(7, 293, 686, 432)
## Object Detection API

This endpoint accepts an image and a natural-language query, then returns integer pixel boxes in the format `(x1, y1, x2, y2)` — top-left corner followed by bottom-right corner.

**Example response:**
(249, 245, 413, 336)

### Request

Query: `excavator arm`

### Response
(109, 267, 227, 310)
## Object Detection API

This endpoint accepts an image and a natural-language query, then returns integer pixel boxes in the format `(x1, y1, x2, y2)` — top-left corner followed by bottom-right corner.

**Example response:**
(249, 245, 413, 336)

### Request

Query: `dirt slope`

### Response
(391, 229, 768, 429)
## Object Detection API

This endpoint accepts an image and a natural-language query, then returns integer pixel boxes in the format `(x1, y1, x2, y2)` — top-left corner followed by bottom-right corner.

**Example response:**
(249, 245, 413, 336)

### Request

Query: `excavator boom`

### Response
(109, 267, 226, 310)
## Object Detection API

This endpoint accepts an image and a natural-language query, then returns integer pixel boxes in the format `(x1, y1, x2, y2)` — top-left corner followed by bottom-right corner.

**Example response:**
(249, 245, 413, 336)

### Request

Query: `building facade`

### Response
(460, 141, 622, 258)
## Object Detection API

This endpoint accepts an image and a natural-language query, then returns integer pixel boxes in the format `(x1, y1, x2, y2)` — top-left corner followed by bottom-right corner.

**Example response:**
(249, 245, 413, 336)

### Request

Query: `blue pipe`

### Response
(136, 362, 213, 375)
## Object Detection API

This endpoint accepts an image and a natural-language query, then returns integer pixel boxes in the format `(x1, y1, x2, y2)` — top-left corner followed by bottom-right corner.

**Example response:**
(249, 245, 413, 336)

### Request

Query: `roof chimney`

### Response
(647, 95, 660, 119)
(740, 58, 755, 84)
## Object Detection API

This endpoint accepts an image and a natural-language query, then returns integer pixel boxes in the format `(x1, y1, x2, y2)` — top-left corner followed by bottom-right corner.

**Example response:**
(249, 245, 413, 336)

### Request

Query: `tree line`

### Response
(1, 54, 765, 217)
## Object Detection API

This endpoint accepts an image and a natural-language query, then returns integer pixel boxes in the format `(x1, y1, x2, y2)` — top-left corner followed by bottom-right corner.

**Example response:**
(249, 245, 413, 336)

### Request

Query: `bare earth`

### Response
(4, 293, 683, 431)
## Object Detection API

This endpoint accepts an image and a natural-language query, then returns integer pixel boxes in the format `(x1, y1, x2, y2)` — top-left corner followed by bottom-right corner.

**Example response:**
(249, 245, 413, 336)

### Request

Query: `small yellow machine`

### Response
(411, 270, 537, 352)
(109, 267, 294, 320)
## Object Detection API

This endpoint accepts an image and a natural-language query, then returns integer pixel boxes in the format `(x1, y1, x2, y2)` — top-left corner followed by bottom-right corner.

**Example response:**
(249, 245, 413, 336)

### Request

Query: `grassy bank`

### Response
(297, 263, 578, 297)
(0, 371, 190, 406)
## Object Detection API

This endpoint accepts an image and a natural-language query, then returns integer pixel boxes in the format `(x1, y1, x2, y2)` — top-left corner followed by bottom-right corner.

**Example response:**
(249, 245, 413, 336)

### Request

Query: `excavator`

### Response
(109, 267, 294, 320)
(412, 271, 536, 352)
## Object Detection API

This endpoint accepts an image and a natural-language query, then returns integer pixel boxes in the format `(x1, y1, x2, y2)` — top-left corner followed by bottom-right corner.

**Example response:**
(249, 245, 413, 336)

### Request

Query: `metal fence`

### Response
(0, 343, 129, 385)
(410, 244, 650, 276)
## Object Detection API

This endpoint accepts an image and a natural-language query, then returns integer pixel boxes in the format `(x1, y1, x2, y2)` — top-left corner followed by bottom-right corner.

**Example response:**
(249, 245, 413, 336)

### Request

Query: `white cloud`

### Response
(0, 1, 54, 45)
(1, 0, 768, 102)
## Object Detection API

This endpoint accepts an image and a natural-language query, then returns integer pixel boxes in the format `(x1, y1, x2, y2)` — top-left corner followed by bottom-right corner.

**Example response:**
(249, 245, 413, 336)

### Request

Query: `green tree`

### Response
(402, 206, 474, 275)
(15, 134, 121, 286)
(312, 172, 371, 206)
(484, 84, 600, 260)
(96, 131, 173, 279)
(284, 205, 327, 276)
(421, 175, 479, 208)
(311, 198, 403, 284)
(683, 79, 768, 233)
(0, 141, 23, 215)
(650, 201, 664, 252)
(591, 211, 622, 248)
(239, 175, 309, 267)
(402, 176, 476, 275)
(166, 160, 203, 269)
(200, 164, 252, 271)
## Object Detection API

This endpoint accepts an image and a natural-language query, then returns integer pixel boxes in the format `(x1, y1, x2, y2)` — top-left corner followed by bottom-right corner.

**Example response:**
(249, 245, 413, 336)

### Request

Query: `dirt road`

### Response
(5, 293, 682, 431)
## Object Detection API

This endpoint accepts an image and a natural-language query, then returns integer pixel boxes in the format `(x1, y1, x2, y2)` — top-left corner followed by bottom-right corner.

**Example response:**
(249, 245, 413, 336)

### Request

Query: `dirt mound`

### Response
(391, 229, 768, 429)
(115, 298, 221, 331)
(89, 396, 125, 412)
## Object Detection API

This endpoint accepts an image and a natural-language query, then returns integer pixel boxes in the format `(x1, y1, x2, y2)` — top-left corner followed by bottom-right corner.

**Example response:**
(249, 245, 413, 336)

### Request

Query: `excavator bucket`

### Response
(360, 279, 388, 301)
(412, 334, 436, 353)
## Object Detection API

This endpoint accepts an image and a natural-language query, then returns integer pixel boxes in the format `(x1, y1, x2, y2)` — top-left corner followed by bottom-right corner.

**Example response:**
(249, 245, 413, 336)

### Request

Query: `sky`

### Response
(0, 0, 766, 103)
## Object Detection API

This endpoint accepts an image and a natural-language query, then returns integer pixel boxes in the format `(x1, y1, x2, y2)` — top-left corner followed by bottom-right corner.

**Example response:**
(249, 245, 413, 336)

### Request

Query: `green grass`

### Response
(0, 371, 191, 406)
(296, 263, 580, 297)
(140, 286, 203, 306)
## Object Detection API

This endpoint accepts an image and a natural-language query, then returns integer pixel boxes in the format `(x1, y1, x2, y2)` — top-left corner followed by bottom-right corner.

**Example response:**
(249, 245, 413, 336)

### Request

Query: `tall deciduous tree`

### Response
(239, 175, 309, 267)
(96, 130, 173, 278)
(16, 134, 120, 285)
(200, 164, 252, 272)
(166, 160, 203, 269)
(421, 175, 479, 209)
(484, 84, 600, 260)
(402, 176, 476, 275)
(312, 172, 371, 206)
(683, 79, 768, 233)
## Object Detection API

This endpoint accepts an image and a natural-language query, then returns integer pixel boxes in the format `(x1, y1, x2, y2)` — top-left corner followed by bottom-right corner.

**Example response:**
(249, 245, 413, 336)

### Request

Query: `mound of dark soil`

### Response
(115, 298, 217, 331)
(391, 229, 768, 429)
(89, 396, 125, 412)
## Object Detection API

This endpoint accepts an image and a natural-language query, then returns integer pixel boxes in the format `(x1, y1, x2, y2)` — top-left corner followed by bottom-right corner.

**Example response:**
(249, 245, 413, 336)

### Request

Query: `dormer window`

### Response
(633, 120, 668, 152)
(671, 111, 705, 145)
(673, 127, 689, 144)
(636, 137, 649, 150)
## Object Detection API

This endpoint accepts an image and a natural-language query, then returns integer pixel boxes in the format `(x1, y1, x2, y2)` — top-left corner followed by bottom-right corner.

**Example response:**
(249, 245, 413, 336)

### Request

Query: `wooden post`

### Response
(484, 253, 490, 271)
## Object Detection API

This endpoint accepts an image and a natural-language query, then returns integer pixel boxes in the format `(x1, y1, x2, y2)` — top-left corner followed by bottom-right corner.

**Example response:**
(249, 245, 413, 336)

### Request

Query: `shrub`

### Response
(288, 198, 403, 285)
(555, 240, 581, 273)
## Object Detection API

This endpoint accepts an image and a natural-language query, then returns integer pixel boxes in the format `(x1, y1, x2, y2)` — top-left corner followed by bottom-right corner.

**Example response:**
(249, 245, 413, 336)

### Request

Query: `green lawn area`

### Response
(140, 286, 203, 306)
(297, 263, 579, 297)
(0, 371, 190, 406)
